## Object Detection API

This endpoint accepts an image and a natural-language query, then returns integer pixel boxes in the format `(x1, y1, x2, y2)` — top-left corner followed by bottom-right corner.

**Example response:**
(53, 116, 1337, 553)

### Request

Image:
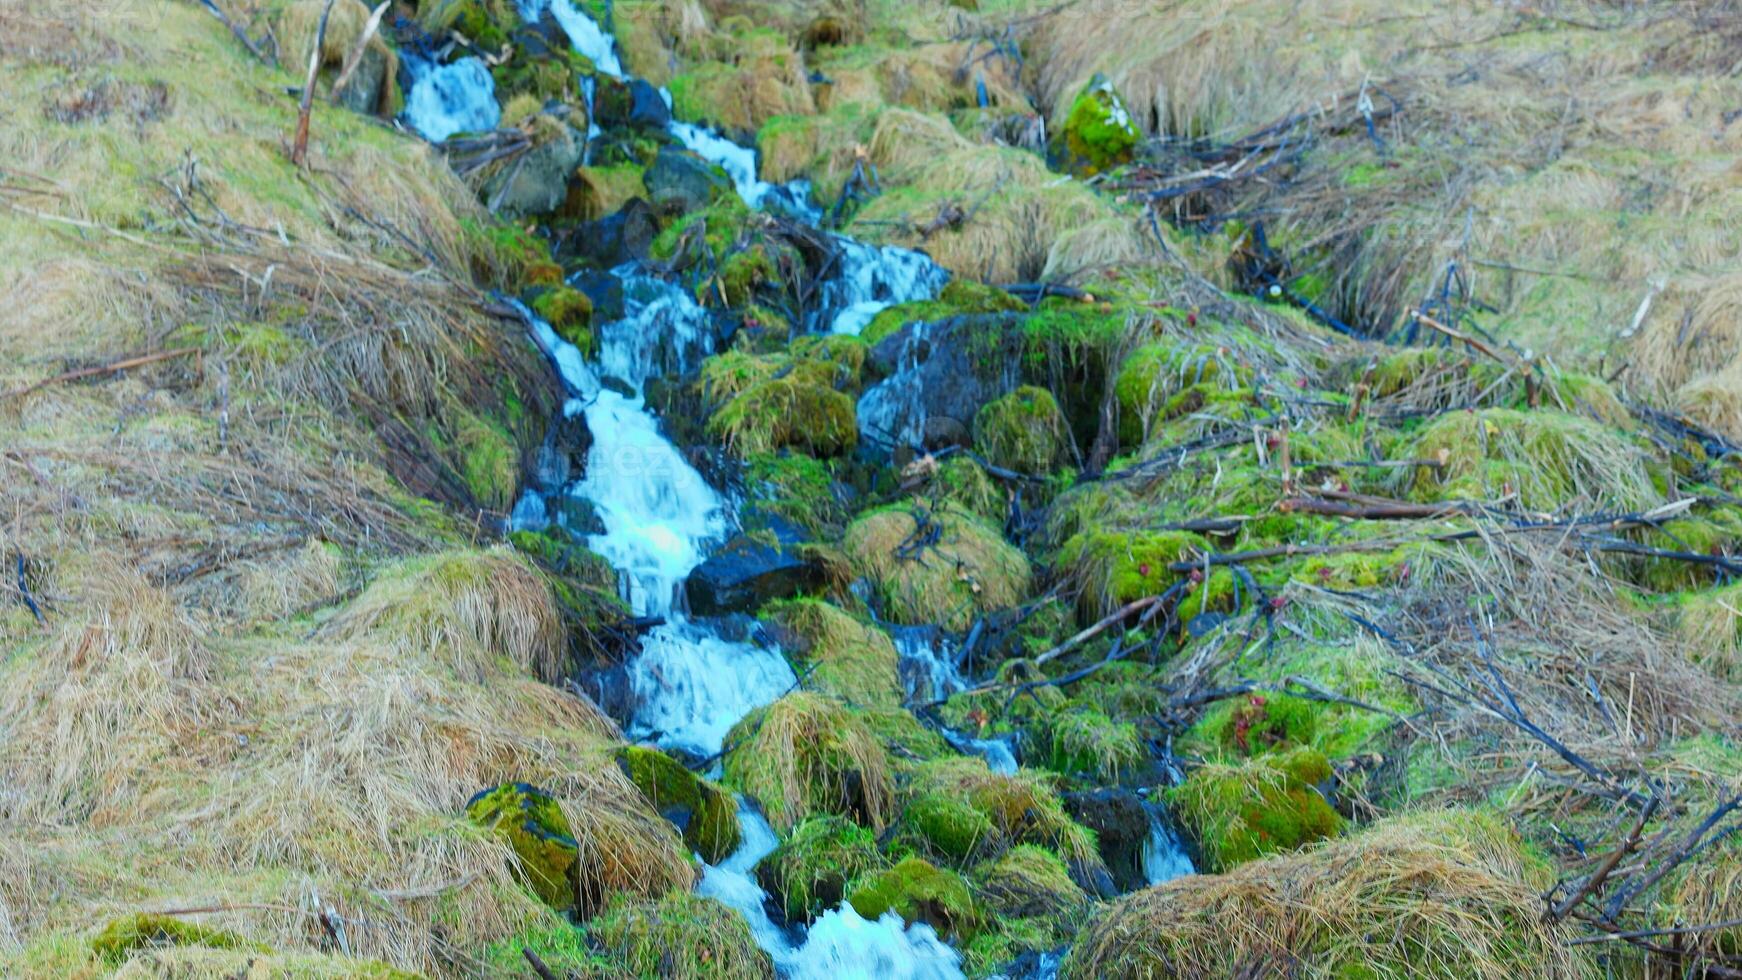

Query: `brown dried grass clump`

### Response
(724, 691, 895, 833)
(323, 547, 567, 684)
(0, 565, 221, 826)
(1065, 809, 1594, 979)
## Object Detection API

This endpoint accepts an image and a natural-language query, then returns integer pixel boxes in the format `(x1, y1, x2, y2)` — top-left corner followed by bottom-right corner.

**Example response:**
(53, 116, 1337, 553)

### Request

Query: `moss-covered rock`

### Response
(760, 598, 902, 706)
(531, 285, 594, 353)
(723, 692, 894, 833)
(1167, 749, 1344, 872)
(466, 782, 580, 911)
(589, 890, 774, 979)
(907, 757, 1107, 890)
(507, 528, 628, 664)
(973, 385, 1070, 474)
(91, 913, 263, 962)
(861, 280, 1028, 346)
(847, 857, 980, 940)
(1113, 341, 1254, 446)
(618, 745, 741, 863)
(963, 844, 1088, 972)
(707, 377, 859, 457)
(1054, 75, 1141, 175)
(842, 504, 1033, 631)
(1044, 703, 1145, 781)
(1054, 528, 1208, 622)
(930, 455, 1005, 524)
(899, 791, 1002, 864)
(757, 815, 888, 922)
(742, 452, 847, 536)
(449, 406, 520, 511)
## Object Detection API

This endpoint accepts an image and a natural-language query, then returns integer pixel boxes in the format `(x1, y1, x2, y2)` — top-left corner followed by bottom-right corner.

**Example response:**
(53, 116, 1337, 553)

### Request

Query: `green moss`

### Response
(761, 598, 902, 707)
(466, 783, 580, 911)
(904, 757, 1106, 885)
(707, 377, 859, 457)
(1055, 76, 1141, 175)
(860, 280, 1026, 346)
(964, 845, 1088, 973)
(723, 692, 894, 833)
(973, 385, 1069, 474)
(619, 746, 741, 863)
(847, 857, 980, 940)
(588, 891, 774, 979)
(788, 333, 869, 388)
(1213, 693, 1320, 755)
(900, 792, 1001, 864)
(531, 286, 594, 353)
(1401, 408, 1660, 513)
(650, 194, 753, 262)
(1054, 529, 1207, 622)
(842, 504, 1034, 632)
(482, 920, 615, 978)
(717, 245, 778, 307)
(743, 452, 845, 535)
(451, 406, 519, 511)
(931, 455, 1005, 523)
(1113, 341, 1253, 445)
(91, 913, 262, 962)
(758, 816, 888, 922)
(1044, 703, 1144, 780)
(460, 215, 549, 290)
(1167, 749, 1344, 872)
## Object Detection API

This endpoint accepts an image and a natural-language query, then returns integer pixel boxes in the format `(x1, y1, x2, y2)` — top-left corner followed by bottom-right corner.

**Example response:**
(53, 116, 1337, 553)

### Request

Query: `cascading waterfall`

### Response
(1141, 804, 1196, 885)
(458, 7, 971, 973)
(400, 53, 501, 141)
(818, 238, 951, 336)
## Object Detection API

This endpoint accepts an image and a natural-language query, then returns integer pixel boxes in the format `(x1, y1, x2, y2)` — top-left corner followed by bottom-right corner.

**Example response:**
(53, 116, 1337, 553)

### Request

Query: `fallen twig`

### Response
(2, 347, 202, 401)
(330, 1, 390, 103)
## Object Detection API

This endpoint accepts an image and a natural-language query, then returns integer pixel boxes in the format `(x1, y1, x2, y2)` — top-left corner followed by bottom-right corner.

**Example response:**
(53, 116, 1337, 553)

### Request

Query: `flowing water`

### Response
(1141, 803, 1196, 885)
(439, 7, 970, 973)
(401, 53, 501, 141)
(818, 238, 950, 336)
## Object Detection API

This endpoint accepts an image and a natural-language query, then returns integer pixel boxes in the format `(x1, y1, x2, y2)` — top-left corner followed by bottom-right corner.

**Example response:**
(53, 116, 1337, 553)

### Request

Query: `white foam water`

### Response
(669, 120, 820, 221)
(1142, 805, 1195, 885)
(700, 804, 966, 980)
(855, 320, 933, 449)
(400, 53, 501, 142)
(818, 239, 950, 336)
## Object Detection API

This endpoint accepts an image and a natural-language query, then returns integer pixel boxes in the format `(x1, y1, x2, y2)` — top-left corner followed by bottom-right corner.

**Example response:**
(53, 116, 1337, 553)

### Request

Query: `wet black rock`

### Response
(684, 527, 825, 616)
(644, 145, 730, 215)
(1064, 788, 1153, 893)
(859, 313, 1026, 457)
(559, 198, 658, 268)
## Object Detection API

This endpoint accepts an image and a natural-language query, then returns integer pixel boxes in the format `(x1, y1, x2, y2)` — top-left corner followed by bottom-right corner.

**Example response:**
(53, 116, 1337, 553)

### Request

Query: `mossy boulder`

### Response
(718, 245, 779, 307)
(907, 757, 1109, 893)
(847, 857, 980, 940)
(589, 891, 775, 979)
(1054, 528, 1208, 622)
(1166, 749, 1343, 872)
(619, 746, 741, 864)
(930, 455, 1005, 523)
(507, 528, 628, 664)
(757, 815, 888, 922)
(707, 377, 860, 457)
(899, 791, 1002, 865)
(1113, 341, 1253, 446)
(466, 782, 580, 911)
(973, 385, 1070, 474)
(445, 406, 519, 512)
(723, 692, 894, 833)
(842, 504, 1033, 631)
(531, 285, 594, 353)
(1044, 703, 1144, 781)
(742, 452, 848, 536)
(1054, 75, 1141, 175)
(973, 844, 1088, 924)
(92, 913, 263, 962)
(760, 598, 902, 707)
(861, 280, 1027, 347)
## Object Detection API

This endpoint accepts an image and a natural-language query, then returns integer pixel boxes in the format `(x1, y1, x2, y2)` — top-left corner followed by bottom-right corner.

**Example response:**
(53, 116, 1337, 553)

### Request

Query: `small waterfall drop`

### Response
(670, 120, 821, 222)
(700, 804, 966, 979)
(1141, 803, 1195, 885)
(400, 54, 501, 141)
(818, 239, 951, 336)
